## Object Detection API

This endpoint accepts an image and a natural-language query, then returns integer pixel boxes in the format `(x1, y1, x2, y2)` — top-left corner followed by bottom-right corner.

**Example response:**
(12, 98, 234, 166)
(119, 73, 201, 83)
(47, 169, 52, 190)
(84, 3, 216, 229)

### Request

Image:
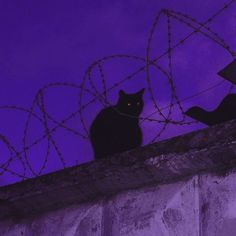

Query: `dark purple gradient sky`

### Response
(0, 0, 236, 186)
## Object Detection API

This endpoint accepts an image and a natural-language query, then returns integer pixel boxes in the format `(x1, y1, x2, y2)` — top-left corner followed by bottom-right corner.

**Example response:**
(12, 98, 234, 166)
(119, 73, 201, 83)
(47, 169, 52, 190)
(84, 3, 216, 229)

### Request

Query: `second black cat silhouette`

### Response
(90, 89, 144, 159)
(185, 93, 236, 126)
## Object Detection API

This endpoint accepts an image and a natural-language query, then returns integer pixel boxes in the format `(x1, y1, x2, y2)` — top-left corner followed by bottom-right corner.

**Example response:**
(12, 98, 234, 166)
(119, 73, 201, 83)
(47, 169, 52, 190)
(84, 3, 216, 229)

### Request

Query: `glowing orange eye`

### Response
(127, 103, 131, 106)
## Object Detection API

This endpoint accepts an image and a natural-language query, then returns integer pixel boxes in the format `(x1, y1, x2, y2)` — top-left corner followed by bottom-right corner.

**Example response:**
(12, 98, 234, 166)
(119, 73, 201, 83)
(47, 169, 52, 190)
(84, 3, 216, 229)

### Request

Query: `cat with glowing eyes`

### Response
(90, 88, 145, 159)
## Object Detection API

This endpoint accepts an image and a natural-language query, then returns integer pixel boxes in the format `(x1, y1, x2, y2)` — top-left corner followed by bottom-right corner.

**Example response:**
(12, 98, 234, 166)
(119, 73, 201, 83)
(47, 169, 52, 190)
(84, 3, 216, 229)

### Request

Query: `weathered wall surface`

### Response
(1, 120, 236, 235)
(199, 173, 236, 236)
(1, 172, 236, 236)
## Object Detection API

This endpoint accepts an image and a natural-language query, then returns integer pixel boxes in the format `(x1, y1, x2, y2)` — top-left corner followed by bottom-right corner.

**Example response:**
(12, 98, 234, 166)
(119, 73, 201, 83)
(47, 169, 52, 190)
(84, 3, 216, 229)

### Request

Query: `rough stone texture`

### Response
(0, 172, 236, 235)
(1, 120, 236, 235)
(3, 173, 236, 235)
(1, 119, 236, 220)
(0, 201, 103, 236)
(0, 177, 200, 236)
(199, 172, 236, 236)
(103, 176, 199, 236)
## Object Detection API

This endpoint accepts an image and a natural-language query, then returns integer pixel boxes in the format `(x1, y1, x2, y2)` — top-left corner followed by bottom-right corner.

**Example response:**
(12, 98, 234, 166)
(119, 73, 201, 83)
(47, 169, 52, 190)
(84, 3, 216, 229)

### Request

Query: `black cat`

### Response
(90, 88, 145, 159)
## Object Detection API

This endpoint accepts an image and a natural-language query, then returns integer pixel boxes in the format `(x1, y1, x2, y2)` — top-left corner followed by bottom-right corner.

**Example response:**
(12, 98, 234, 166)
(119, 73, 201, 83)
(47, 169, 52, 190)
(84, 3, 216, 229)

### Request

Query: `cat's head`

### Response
(116, 88, 145, 116)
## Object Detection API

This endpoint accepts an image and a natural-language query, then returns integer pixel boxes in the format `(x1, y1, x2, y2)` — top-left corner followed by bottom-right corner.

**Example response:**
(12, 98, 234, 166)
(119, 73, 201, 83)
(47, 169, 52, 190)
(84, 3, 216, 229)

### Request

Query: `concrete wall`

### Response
(1, 172, 236, 236)
(1, 120, 236, 235)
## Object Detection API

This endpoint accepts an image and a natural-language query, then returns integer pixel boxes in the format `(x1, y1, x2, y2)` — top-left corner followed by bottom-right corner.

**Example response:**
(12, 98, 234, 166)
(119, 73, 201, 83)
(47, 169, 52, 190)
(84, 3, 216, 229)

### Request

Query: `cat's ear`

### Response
(119, 90, 126, 97)
(138, 88, 145, 96)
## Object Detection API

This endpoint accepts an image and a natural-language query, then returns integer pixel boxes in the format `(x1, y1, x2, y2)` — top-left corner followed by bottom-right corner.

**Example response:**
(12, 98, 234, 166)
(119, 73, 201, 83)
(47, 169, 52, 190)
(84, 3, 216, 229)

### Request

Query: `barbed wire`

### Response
(0, 0, 235, 183)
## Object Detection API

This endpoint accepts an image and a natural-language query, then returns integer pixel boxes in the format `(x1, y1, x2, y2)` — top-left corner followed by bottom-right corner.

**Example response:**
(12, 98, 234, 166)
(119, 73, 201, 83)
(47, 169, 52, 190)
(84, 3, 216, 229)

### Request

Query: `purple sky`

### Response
(0, 0, 236, 186)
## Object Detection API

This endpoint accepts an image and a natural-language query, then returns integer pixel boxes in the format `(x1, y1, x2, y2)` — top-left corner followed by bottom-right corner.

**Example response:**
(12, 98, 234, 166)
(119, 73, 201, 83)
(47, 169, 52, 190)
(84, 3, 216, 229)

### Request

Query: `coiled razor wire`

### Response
(0, 0, 235, 182)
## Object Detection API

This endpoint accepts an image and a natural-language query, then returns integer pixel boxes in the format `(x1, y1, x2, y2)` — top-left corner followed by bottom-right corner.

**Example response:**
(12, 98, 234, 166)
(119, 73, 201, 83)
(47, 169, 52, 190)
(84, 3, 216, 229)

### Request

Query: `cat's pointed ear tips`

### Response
(119, 90, 125, 96)
(139, 88, 145, 95)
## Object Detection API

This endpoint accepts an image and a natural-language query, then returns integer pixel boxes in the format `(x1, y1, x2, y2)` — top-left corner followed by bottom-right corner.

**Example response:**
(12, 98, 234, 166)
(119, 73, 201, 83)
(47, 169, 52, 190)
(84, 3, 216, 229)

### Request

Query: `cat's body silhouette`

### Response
(90, 89, 144, 159)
